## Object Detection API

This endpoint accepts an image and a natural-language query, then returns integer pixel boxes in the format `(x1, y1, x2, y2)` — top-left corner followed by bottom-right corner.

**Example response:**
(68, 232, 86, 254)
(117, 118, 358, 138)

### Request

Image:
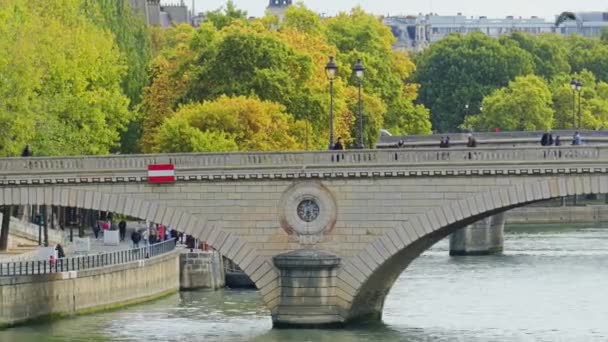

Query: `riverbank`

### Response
(505, 205, 608, 225)
(0, 249, 180, 329)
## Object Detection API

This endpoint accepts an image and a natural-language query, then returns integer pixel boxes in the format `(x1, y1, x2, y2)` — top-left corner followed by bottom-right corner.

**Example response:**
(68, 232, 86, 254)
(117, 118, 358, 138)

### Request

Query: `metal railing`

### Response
(0, 239, 176, 277)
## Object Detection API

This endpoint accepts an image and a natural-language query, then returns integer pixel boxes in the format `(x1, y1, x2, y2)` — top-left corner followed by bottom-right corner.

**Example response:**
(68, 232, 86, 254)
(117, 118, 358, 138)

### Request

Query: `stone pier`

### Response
(179, 250, 225, 290)
(450, 213, 506, 256)
(272, 250, 342, 328)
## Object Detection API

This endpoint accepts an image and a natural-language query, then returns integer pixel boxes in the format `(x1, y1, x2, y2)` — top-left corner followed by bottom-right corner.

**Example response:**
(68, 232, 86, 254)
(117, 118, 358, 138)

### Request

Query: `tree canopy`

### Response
(0, 0, 134, 156)
(140, 4, 431, 153)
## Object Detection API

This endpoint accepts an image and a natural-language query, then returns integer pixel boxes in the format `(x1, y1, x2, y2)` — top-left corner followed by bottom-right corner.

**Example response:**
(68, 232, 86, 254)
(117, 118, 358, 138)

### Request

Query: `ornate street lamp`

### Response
(353, 58, 365, 149)
(325, 56, 338, 150)
(576, 80, 583, 129)
(570, 78, 578, 128)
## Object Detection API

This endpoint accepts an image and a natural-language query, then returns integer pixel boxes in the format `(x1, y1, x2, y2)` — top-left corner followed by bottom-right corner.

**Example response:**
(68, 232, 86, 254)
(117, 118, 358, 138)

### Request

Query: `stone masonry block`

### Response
(226, 238, 245, 261)
(99, 193, 109, 211)
(362, 246, 383, 269)
(154, 205, 165, 223)
(44, 187, 53, 206)
(386, 229, 405, 250)
(432, 207, 448, 227)
(380, 233, 399, 256)
(566, 177, 576, 196)
(11, 188, 20, 205)
(582, 176, 592, 195)
(146, 203, 159, 222)
(76, 189, 86, 208)
(351, 254, 373, 276)
(371, 239, 392, 261)
(557, 177, 568, 197)
(83, 191, 93, 209)
(339, 263, 366, 286)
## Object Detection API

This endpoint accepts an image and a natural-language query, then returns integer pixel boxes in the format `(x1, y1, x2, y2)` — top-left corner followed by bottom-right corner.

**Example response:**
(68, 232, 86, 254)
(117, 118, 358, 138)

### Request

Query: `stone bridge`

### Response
(0, 146, 606, 326)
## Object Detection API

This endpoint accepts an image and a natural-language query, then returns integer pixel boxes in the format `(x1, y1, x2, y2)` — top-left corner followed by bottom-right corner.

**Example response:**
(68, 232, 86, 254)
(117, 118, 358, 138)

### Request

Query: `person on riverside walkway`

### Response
(131, 230, 141, 248)
(572, 132, 582, 146)
(55, 244, 65, 259)
(149, 224, 157, 245)
(21, 145, 31, 157)
(93, 221, 101, 240)
(118, 220, 127, 241)
(555, 136, 562, 146)
(333, 137, 344, 151)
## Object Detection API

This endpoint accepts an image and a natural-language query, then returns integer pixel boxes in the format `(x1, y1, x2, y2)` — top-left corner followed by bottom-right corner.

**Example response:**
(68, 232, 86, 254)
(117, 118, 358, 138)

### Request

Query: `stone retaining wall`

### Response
(179, 251, 225, 290)
(506, 205, 608, 225)
(0, 250, 180, 328)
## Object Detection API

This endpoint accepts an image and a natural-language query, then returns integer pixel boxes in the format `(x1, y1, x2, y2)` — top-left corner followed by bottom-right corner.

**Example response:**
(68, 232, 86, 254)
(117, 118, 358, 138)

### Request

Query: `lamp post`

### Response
(576, 80, 583, 129)
(325, 56, 338, 150)
(570, 78, 578, 129)
(353, 58, 365, 149)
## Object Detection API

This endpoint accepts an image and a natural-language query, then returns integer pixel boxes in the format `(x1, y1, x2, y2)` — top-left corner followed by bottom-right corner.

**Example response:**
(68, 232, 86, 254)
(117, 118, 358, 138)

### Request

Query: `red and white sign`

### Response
(148, 164, 176, 184)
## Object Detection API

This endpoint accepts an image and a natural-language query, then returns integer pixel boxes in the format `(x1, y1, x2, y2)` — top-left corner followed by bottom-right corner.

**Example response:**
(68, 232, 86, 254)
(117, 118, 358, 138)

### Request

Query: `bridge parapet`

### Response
(0, 146, 605, 177)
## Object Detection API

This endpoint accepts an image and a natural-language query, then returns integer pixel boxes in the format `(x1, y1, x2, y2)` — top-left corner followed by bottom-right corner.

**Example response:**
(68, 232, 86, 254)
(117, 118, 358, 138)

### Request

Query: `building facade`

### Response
(267, 0, 293, 19)
(129, 0, 190, 27)
(384, 12, 608, 51)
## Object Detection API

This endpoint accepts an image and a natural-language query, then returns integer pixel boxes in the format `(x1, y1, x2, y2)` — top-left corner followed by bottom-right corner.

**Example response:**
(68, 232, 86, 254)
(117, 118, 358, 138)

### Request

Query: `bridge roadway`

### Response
(0, 146, 606, 326)
(378, 129, 608, 148)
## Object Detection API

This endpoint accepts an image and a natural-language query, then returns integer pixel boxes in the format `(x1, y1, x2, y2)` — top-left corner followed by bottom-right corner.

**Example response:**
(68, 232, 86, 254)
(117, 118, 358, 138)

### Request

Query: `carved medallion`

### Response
(278, 181, 337, 246)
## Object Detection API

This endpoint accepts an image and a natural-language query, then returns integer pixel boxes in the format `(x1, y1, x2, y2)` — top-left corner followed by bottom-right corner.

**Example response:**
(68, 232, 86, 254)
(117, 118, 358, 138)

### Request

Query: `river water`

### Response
(2, 226, 608, 342)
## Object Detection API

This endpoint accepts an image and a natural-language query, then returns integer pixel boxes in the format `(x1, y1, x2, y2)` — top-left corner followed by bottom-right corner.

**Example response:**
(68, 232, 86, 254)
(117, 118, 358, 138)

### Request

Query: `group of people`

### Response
(541, 131, 582, 146)
(130, 223, 180, 248)
(92, 217, 129, 240)
(437, 134, 477, 148)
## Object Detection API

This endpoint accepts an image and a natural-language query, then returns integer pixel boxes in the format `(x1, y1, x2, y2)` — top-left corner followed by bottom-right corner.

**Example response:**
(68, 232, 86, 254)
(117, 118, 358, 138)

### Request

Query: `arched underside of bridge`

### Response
(337, 175, 606, 323)
(0, 187, 280, 310)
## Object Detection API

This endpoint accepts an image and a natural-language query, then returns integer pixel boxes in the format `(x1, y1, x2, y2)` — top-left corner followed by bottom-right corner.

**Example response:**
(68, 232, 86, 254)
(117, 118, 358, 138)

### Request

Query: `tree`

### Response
(282, 3, 324, 35)
(415, 32, 535, 132)
(140, 24, 198, 152)
(325, 8, 431, 138)
(0, 0, 134, 156)
(601, 27, 608, 43)
(205, 0, 247, 30)
(82, 0, 152, 153)
(463, 75, 554, 131)
(566, 35, 608, 82)
(502, 33, 571, 79)
(153, 96, 306, 152)
(187, 30, 312, 107)
(551, 71, 608, 130)
(0, 206, 11, 252)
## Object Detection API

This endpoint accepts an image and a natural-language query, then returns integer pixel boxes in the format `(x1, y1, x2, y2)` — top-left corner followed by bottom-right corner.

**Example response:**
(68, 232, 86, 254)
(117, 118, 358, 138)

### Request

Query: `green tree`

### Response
(415, 32, 535, 132)
(205, 0, 247, 30)
(501, 33, 571, 79)
(83, 0, 151, 153)
(566, 35, 608, 82)
(282, 3, 324, 35)
(601, 27, 608, 43)
(463, 75, 554, 131)
(153, 96, 306, 152)
(551, 71, 608, 130)
(0, 0, 133, 156)
(325, 8, 431, 139)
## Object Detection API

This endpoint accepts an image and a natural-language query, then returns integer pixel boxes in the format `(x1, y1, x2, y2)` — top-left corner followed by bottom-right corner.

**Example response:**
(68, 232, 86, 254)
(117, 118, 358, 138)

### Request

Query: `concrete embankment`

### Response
(0, 250, 180, 328)
(505, 206, 608, 225)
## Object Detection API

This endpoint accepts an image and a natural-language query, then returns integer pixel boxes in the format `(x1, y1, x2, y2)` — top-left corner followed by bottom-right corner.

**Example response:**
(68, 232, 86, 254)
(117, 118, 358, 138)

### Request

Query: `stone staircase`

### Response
(0, 213, 66, 261)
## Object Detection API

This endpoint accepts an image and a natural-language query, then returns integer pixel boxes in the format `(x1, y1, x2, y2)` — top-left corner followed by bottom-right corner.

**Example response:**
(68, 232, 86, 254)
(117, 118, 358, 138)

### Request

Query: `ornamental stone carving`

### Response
(279, 181, 337, 245)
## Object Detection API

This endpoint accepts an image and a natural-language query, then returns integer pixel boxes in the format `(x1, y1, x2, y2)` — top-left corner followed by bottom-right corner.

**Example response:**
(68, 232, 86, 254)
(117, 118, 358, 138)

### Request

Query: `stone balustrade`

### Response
(0, 146, 604, 177)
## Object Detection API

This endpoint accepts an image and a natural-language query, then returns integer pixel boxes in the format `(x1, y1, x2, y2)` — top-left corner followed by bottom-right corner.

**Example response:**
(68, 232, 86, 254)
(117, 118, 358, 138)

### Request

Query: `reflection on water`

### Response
(3, 227, 608, 341)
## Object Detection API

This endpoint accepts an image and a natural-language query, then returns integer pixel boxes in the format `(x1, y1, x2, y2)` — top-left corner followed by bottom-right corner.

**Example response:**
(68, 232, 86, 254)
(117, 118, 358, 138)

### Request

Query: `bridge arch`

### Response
(337, 174, 606, 322)
(0, 186, 280, 311)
